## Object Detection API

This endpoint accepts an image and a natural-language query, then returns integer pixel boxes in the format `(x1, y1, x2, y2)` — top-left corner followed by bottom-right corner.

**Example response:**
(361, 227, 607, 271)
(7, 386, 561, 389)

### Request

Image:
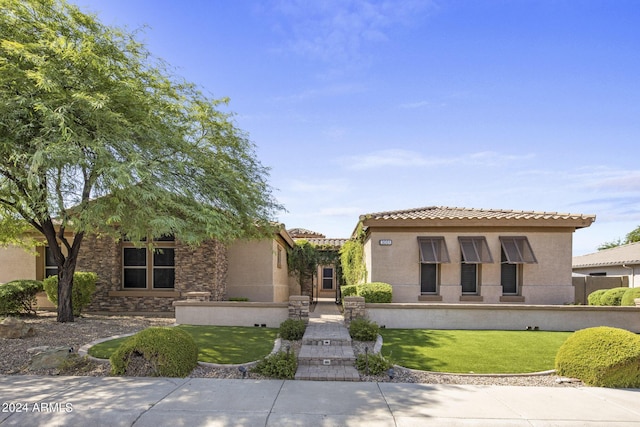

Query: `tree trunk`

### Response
(57, 263, 75, 323)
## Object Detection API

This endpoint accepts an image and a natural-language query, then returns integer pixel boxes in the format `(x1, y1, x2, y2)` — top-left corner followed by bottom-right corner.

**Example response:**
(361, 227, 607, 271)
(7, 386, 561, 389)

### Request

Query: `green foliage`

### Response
(555, 327, 640, 387)
(356, 352, 393, 375)
(110, 327, 198, 377)
(287, 240, 320, 293)
(349, 318, 380, 341)
(0, 0, 281, 322)
(587, 289, 608, 306)
(621, 288, 640, 306)
(341, 285, 358, 297)
(599, 287, 629, 306)
(251, 350, 297, 379)
(0, 280, 43, 315)
(43, 272, 97, 316)
(279, 319, 306, 341)
(357, 282, 393, 303)
(228, 297, 249, 302)
(340, 222, 367, 286)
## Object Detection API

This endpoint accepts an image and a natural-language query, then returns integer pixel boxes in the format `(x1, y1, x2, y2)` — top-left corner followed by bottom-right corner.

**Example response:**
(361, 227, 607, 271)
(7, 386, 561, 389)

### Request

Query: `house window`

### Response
(459, 237, 493, 295)
(277, 246, 282, 269)
(418, 237, 449, 294)
(501, 249, 519, 295)
(499, 237, 536, 295)
(122, 236, 175, 289)
(322, 267, 334, 290)
(45, 246, 59, 278)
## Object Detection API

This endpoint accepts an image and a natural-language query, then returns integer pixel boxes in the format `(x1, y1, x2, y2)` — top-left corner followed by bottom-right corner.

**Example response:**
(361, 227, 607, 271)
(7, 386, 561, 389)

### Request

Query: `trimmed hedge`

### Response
(251, 350, 297, 379)
(621, 288, 640, 306)
(341, 284, 358, 298)
(110, 327, 198, 377)
(587, 289, 608, 306)
(349, 318, 380, 341)
(555, 326, 640, 387)
(341, 282, 393, 303)
(279, 319, 306, 341)
(599, 287, 630, 306)
(0, 280, 43, 316)
(43, 272, 97, 316)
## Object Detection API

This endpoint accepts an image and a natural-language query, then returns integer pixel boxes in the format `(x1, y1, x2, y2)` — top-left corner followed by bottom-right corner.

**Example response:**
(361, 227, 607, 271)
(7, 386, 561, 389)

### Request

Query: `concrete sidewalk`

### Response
(1, 376, 639, 426)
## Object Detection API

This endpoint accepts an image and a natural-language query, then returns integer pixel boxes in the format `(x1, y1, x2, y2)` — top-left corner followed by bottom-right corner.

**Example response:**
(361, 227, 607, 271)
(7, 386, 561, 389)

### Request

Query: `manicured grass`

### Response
(379, 329, 572, 374)
(88, 325, 278, 364)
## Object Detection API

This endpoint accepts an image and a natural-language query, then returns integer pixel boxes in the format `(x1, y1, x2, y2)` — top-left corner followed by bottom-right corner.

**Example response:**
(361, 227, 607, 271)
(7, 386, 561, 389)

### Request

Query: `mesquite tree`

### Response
(0, 0, 281, 322)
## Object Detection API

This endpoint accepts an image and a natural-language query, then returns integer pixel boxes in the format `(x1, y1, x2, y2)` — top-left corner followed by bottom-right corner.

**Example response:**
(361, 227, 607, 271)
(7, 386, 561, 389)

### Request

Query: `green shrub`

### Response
(279, 319, 306, 341)
(341, 284, 358, 298)
(110, 327, 198, 377)
(228, 297, 249, 301)
(555, 326, 640, 387)
(43, 272, 97, 316)
(349, 318, 380, 341)
(621, 288, 640, 306)
(251, 350, 297, 379)
(355, 352, 393, 375)
(599, 287, 629, 306)
(0, 280, 43, 315)
(587, 289, 608, 306)
(357, 282, 393, 303)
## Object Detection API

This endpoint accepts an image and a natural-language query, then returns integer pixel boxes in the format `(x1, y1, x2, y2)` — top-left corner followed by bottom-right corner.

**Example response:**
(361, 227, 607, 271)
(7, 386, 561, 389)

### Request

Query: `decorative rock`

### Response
(0, 317, 35, 339)
(28, 346, 74, 370)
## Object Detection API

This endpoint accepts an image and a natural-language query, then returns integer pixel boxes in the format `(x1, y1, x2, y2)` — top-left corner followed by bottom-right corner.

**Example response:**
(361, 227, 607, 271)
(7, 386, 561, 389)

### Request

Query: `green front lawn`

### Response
(380, 329, 571, 374)
(88, 325, 278, 364)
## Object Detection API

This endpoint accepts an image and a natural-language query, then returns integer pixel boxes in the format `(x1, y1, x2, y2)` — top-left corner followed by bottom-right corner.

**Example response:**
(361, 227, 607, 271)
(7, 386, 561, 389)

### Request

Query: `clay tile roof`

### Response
(304, 238, 348, 248)
(573, 241, 640, 268)
(360, 206, 595, 225)
(287, 228, 326, 239)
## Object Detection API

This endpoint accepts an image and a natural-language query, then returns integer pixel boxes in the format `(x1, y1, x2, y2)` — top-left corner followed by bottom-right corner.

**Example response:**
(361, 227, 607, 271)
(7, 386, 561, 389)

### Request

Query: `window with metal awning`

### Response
(418, 237, 450, 263)
(499, 236, 537, 264)
(458, 236, 493, 263)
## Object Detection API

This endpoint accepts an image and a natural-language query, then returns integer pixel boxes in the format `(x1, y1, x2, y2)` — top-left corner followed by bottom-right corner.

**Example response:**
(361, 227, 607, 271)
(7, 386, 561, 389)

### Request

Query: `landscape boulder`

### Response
(27, 346, 74, 370)
(0, 317, 35, 339)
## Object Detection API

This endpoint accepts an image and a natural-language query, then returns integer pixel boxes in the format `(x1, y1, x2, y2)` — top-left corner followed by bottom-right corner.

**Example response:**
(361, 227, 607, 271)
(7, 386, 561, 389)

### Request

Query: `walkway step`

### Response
(297, 344, 355, 366)
(294, 365, 360, 381)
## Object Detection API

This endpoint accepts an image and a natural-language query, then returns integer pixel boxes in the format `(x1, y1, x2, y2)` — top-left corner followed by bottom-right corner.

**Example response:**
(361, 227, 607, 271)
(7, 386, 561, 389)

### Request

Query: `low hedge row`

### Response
(0, 280, 43, 316)
(588, 287, 640, 306)
(341, 282, 392, 303)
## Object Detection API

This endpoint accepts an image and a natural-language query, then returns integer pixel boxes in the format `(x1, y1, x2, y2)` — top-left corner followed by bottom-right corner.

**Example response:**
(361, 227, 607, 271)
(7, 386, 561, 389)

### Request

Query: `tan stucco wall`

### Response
(574, 265, 640, 288)
(0, 245, 37, 283)
(364, 228, 575, 305)
(227, 239, 290, 302)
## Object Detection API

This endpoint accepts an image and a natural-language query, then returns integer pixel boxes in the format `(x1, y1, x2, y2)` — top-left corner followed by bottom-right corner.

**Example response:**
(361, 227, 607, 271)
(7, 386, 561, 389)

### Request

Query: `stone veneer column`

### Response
(342, 296, 365, 326)
(288, 295, 310, 323)
(76, 235, 121, 312)
(174, 239, 228, 301)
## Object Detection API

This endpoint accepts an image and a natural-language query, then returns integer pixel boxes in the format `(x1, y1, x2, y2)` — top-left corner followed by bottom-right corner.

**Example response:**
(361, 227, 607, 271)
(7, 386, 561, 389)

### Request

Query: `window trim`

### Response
(420, 262, 439, 294)
(122, 236, 176, 290)
(499, 236, 537, 264)
(458, 237, 493, 264)
(321, 266, 334, 290)
(500, 248, 520, 295)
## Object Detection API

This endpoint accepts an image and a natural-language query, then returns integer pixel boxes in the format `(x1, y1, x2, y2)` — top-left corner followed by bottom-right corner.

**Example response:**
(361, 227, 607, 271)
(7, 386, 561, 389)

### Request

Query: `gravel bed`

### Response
(1, 312, 582, 386)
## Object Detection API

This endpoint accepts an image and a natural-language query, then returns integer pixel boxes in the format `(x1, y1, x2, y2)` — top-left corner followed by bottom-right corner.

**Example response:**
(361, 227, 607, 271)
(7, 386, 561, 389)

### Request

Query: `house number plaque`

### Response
(379, 239, 392, 246)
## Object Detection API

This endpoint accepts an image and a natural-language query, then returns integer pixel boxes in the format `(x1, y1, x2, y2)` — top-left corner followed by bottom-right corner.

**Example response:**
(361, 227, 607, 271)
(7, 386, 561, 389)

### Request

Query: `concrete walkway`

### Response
(295, 299, 359, 381)
(1, 375, 639, 426)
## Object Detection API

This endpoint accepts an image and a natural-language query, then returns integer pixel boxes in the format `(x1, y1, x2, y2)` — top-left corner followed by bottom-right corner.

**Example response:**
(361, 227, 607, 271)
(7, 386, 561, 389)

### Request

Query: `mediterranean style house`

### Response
(358, 206, 595, 304)
(573, 242, 640, 288)
(0, 205, 596, 311)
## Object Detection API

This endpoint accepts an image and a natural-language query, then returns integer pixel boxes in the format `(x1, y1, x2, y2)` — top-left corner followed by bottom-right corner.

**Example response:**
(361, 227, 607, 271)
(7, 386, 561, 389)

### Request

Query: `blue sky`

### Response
(70, 0, 640, 255)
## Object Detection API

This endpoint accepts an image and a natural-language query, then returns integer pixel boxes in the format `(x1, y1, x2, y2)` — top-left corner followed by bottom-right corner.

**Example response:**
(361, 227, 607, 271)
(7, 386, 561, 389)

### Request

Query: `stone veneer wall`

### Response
(77, 235, 227, 313)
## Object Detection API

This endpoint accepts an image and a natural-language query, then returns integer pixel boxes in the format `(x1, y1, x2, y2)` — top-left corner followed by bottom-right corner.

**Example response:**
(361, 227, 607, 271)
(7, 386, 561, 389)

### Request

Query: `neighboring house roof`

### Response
(358, 206, 595, 230)
(572, 242, 640, 268)
(287, 228, 326, 239)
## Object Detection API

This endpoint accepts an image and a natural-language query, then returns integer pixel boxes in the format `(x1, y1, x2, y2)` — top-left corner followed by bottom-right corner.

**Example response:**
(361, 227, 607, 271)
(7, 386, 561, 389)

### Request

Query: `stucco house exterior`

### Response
(357, 206, 595, 304)
(0, 226, 295, 312)
(573, 242, 640, 288)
